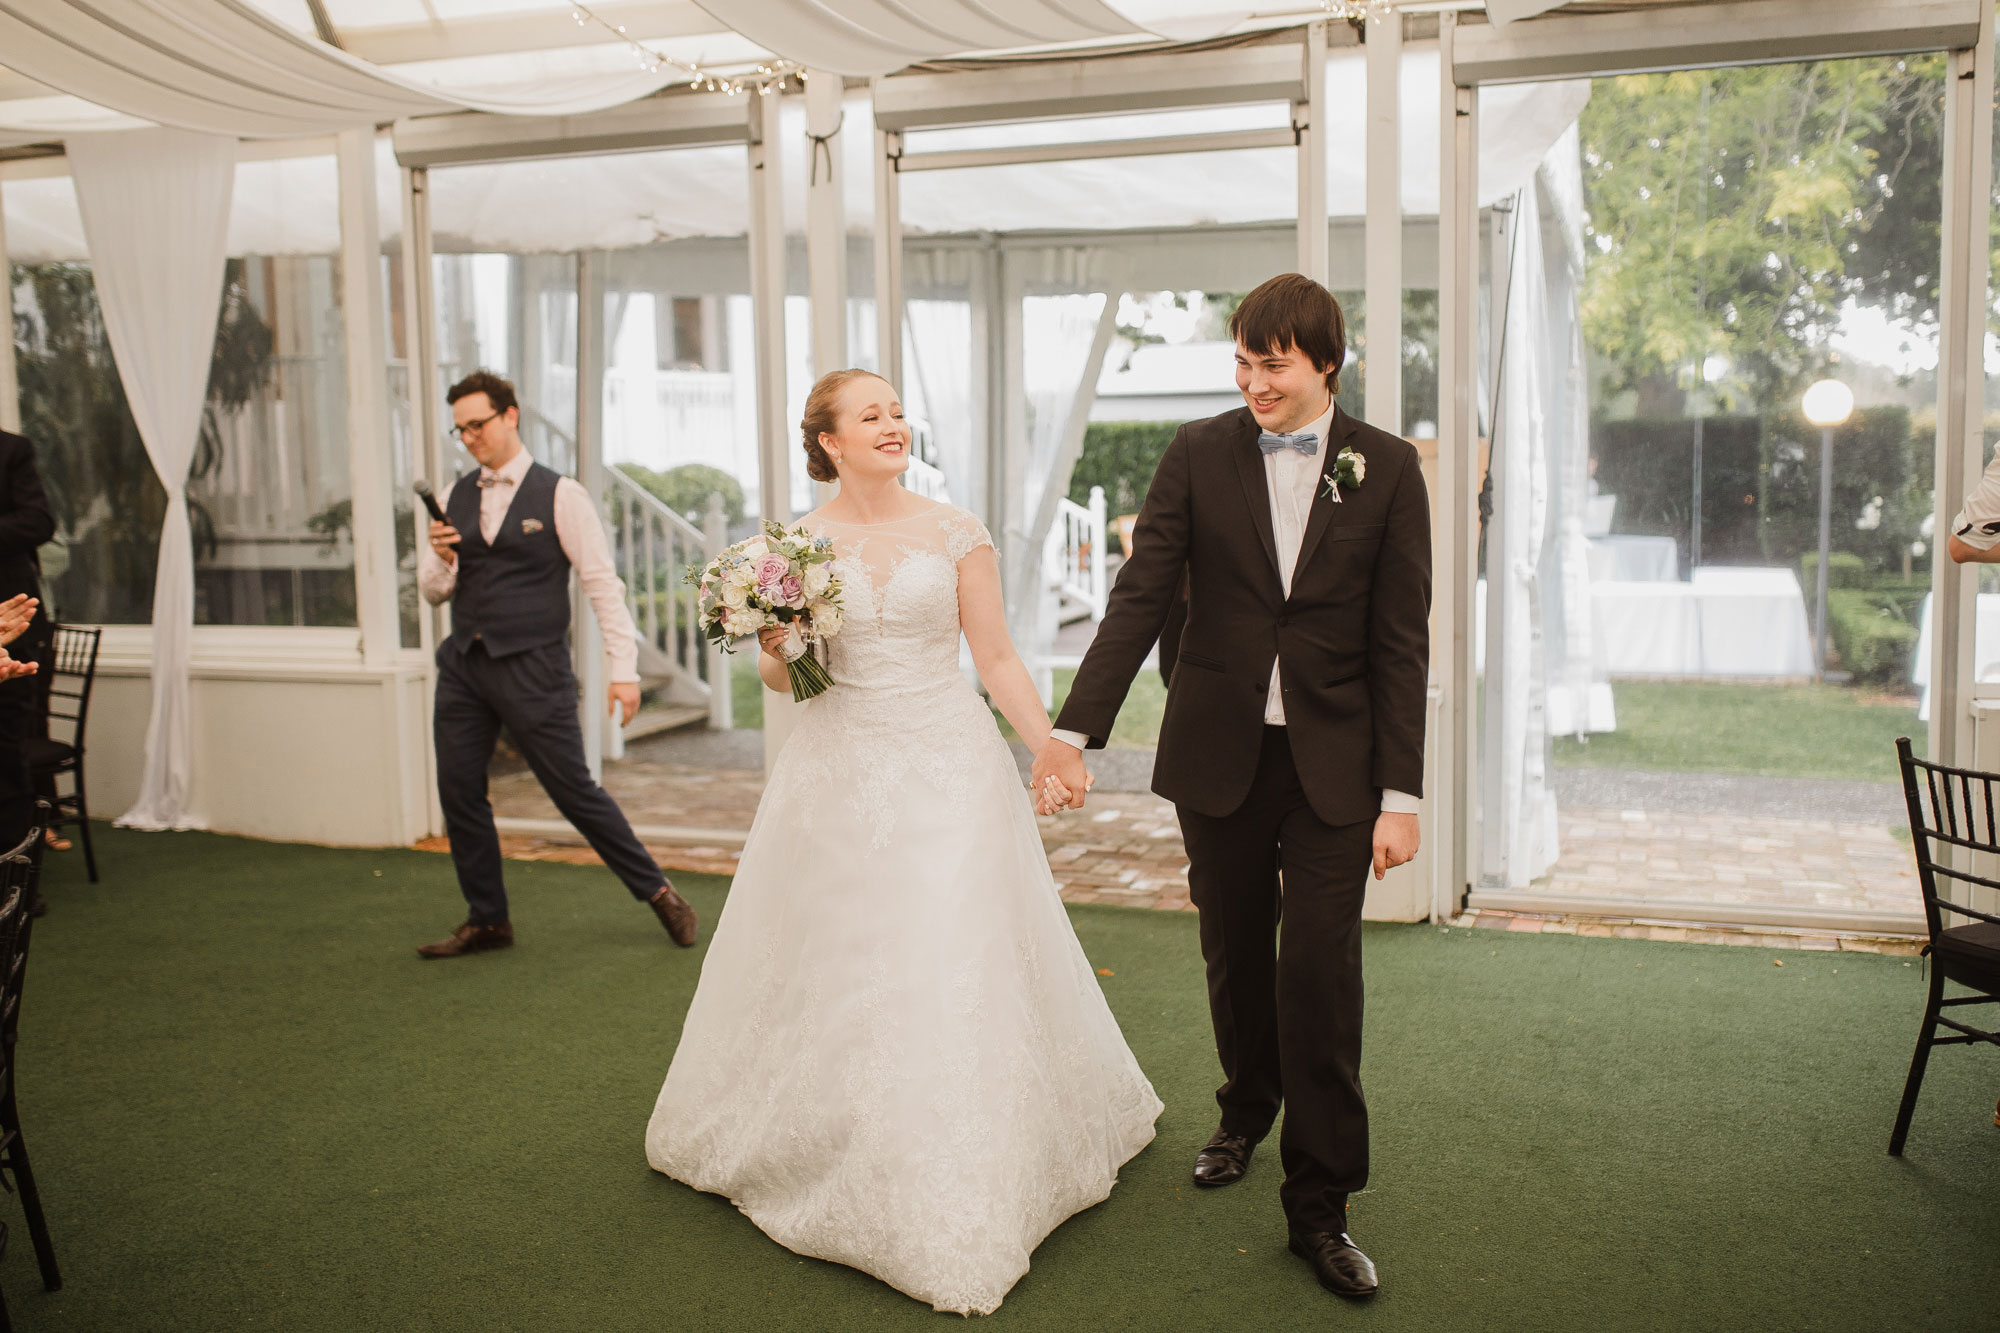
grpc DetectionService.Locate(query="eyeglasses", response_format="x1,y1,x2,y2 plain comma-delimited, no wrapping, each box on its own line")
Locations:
451,409,504,440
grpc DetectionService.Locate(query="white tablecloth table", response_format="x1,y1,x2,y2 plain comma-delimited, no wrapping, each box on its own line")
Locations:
1592,566,1815,678
1586,534,1679,583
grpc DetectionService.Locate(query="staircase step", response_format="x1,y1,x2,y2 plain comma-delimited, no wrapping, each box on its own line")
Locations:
622,701,710,742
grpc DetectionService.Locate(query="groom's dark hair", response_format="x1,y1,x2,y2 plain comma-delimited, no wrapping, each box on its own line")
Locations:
1228,274,1348,394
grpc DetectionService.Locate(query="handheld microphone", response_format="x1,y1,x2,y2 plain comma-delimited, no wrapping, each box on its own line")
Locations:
413,479,448,525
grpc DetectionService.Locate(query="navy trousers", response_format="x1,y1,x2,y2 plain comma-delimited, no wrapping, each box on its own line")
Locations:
434,639,663,926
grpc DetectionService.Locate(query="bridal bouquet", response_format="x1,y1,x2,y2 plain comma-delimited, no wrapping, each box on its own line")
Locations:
688,522,845,701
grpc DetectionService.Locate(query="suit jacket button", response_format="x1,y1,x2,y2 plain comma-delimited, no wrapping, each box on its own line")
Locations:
1254,679,1266,693
1277,616,1290,628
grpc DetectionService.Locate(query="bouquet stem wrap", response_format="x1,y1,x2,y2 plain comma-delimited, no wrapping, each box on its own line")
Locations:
782,625,834,701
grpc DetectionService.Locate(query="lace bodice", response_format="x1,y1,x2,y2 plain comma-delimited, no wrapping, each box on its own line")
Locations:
804,502,994,693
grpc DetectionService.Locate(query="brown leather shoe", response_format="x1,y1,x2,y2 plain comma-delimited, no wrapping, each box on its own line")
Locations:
417,921,514,959
649,883,698,947
1193,1126,1255,1186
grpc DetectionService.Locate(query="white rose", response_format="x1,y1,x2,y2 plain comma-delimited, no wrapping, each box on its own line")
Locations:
811,605,843,638
803,565,832,598
1348,450,1366,483
738,537,769,559
720,581,749,609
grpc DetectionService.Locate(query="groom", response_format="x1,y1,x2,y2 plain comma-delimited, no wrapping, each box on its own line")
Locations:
1034,273,1430,1298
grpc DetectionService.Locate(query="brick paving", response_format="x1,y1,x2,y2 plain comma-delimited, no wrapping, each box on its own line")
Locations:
441,747,1928,951
1542,805,1919,917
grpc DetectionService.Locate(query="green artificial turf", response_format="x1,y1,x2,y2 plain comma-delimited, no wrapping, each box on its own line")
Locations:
6,825,1996,1331
1552,681,1925,784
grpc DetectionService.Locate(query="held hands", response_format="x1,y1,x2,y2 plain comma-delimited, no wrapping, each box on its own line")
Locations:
1372,811,1419,881
428,519,461,566
1030,738,1093,814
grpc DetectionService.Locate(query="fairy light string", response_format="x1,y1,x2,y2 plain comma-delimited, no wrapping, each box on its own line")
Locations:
566,4,805,95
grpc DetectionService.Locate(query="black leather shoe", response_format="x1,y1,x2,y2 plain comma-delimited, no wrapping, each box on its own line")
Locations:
1289,1231,1378,1298
1192,1127,1254,1186
649,882,698,947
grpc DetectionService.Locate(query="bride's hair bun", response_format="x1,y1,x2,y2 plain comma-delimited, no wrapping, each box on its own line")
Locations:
800,369,890,484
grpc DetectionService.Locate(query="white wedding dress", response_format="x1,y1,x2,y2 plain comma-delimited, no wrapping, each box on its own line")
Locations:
646,502,1161,1316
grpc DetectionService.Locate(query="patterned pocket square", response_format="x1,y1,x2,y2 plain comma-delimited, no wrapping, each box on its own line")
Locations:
521,518,545,534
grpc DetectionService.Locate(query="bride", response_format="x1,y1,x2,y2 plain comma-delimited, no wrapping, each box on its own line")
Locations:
646,369,1162,1315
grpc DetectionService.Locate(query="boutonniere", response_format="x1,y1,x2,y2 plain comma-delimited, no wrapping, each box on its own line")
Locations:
521,517,545,534
1322,448,1366,504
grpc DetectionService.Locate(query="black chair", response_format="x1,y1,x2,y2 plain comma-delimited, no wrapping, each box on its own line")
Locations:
28,626,100,883
0,824,59,1315
1891,737,2000,1154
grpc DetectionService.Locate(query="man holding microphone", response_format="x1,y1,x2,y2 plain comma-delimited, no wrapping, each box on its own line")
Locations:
415,370,697,959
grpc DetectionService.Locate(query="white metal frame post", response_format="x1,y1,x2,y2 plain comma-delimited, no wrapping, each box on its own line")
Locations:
337,128,400,670
806,68,849,511
398,161,446,836
1932,14,1994,771
1364,10,1403,436
806,70,849,379
1437,13,1479,921
1296,20,1329,285
575,247,611,775
873,91,905,393
749,86,800,768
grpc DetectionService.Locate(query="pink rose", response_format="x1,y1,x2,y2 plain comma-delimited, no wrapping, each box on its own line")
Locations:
754,553,790,588
779,575,805,607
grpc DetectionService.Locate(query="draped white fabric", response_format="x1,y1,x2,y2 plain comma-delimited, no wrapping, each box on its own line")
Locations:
67,128,237,831
904,301,977,509
0,0,678,139
1008,289,1116,687
1481,167,1560,892
689,0,1142,77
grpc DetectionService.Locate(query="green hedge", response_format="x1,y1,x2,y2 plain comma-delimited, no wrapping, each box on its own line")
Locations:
1825,587,1920,687
1068,421,1179,514
1799,551,1868,590
615,462,745,527
1590,405,1925,580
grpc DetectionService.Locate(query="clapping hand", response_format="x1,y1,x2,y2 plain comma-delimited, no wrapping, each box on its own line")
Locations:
0,594,36,648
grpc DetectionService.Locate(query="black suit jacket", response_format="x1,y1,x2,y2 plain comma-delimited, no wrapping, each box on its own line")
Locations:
0,433,54,605
1055,405,1432,827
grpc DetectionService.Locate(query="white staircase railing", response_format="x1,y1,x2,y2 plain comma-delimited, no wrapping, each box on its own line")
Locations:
1048,485,1109,622
605,466,732,729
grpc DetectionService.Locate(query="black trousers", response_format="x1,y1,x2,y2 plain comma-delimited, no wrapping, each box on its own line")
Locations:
1176,725,1373,1236
434,640,664,926
0,614,51,851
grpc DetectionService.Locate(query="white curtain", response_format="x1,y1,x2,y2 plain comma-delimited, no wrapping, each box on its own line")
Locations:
68,128,236,831
1481,177,1560,891
904,300,976,509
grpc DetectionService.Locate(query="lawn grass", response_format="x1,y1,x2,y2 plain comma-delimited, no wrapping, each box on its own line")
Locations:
16,825,1998,1331
1553,681,1923,784
993,666,1169,749
748,662,1916,784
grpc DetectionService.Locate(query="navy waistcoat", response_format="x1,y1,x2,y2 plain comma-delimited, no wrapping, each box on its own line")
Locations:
444,461,571,658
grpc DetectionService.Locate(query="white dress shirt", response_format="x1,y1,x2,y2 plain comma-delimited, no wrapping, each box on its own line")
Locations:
417,448,641,683
1054,399,1418,816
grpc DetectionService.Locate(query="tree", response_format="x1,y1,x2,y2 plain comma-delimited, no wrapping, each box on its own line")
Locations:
1579,57,1943,407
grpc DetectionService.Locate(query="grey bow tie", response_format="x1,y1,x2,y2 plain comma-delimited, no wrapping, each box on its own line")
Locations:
476,472,514,488
1257,430,1319,456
